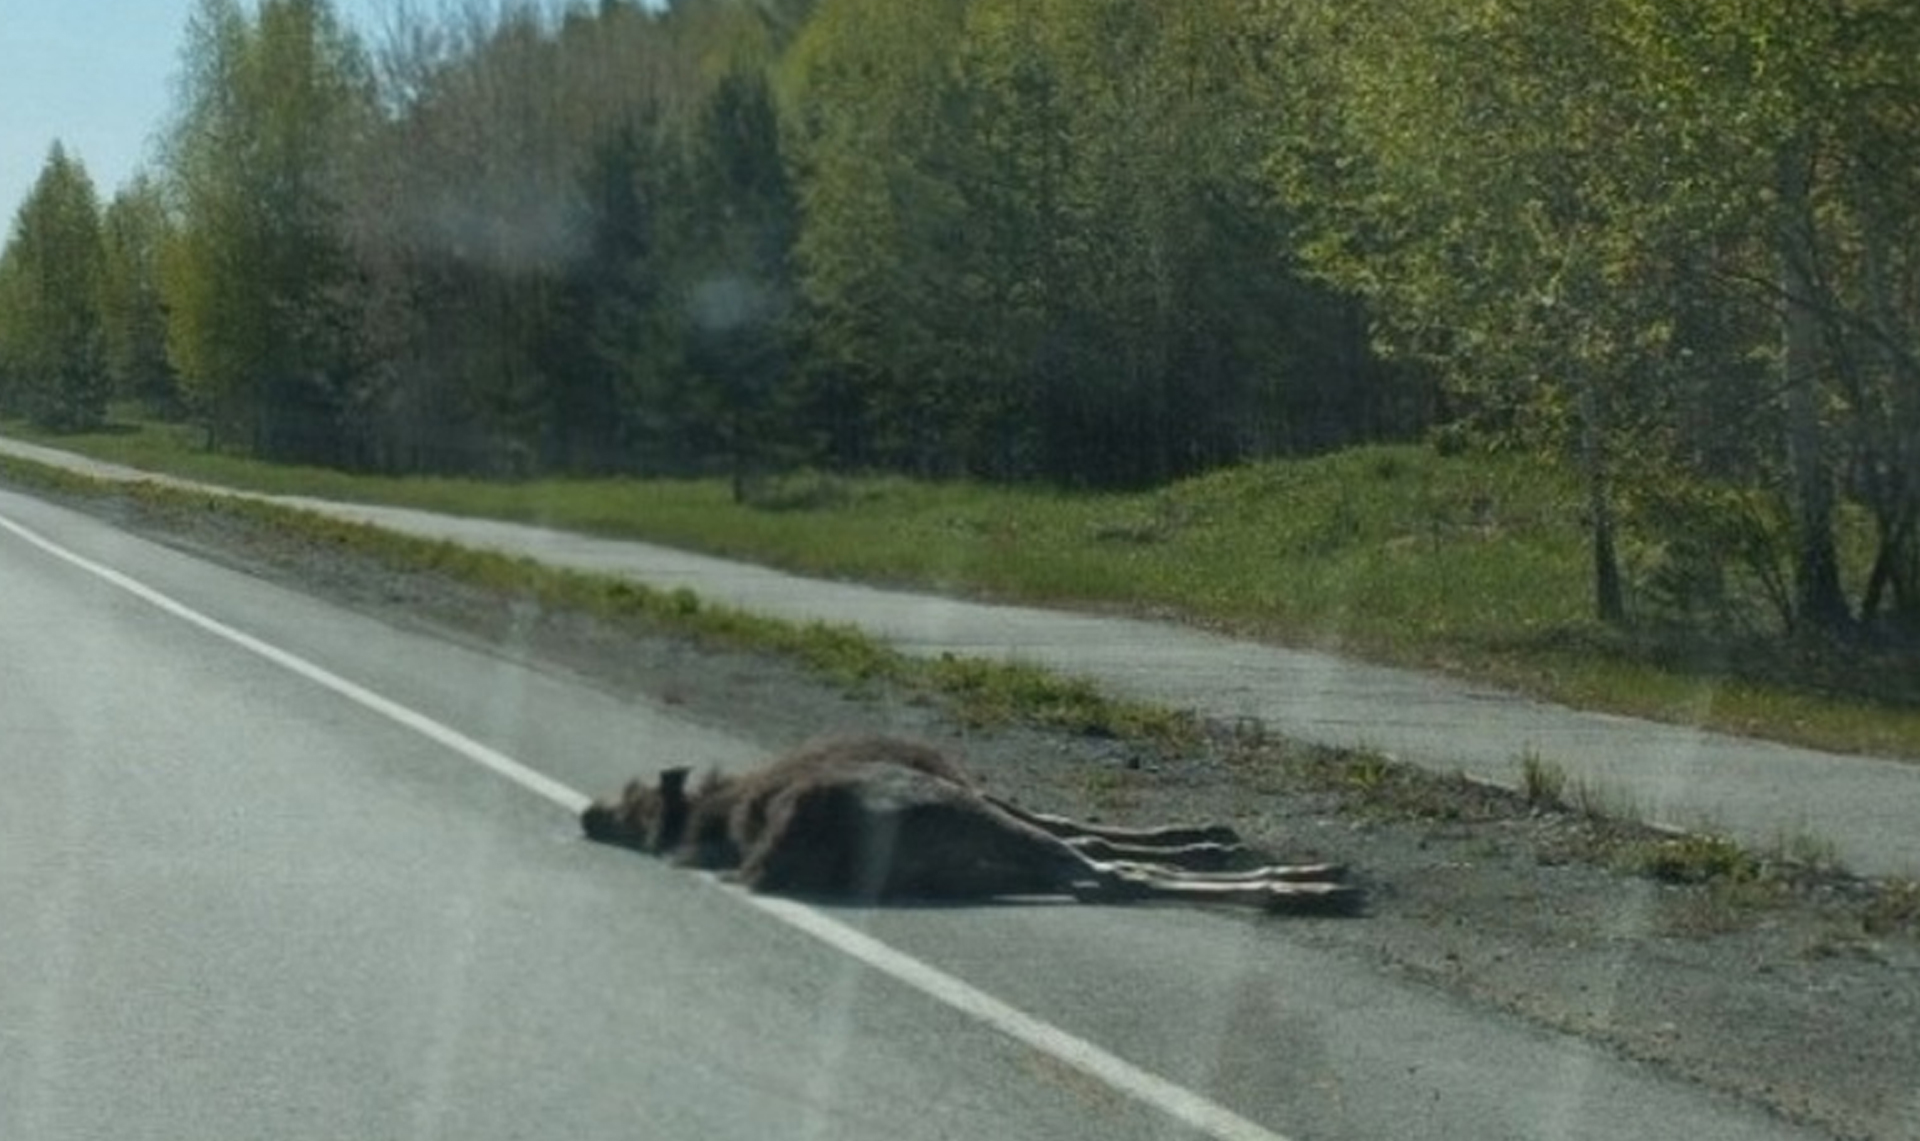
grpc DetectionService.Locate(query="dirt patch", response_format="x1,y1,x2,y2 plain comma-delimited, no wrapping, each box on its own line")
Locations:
50,485,1920,1141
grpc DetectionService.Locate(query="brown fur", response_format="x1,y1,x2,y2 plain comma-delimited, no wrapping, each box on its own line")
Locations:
582,735,1359,912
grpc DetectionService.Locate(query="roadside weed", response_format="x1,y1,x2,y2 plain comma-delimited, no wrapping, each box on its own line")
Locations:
1517,748,1568,808
1626,833,1757,884
1862,878,1920,937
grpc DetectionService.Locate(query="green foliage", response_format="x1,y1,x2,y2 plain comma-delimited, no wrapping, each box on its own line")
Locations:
1626,479,1794,632
0,144,107,431
779,0,1412,484
97,176,179,417
1265,0,1694,623
927,653,1194,745
680,67,803,498
1,0,1422,487
161,0,373,460
1262,0,1920,635
10,0,1919,666
776,0,975,472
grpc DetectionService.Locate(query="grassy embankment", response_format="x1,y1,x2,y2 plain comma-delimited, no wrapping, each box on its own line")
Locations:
5,412,1918,761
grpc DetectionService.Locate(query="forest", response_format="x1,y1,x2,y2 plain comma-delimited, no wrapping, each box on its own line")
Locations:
1,0,1916,641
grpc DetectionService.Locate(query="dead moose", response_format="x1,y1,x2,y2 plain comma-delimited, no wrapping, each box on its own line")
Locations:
581,735,1359,912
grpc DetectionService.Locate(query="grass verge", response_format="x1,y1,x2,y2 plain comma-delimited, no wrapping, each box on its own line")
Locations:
0,452,1191,749
1247,733,1916,944
6,417,1917,761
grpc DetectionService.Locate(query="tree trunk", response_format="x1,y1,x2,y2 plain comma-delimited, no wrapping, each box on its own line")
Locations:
1576,369,1626,624
1860,205,1920,635
1590,476,1625,626
1777,141,1851,633
1858,509,1906,624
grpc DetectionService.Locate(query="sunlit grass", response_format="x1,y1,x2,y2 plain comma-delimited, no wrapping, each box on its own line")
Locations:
6,412,1918,759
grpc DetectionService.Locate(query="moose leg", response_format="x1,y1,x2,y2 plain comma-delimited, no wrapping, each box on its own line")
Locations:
1064,835,1244,871
983,795,1242,848
1074,864,1363,914
1102,859,1350,884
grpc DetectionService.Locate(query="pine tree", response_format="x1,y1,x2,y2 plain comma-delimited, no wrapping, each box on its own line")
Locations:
98,175,180,416
0,143,108,431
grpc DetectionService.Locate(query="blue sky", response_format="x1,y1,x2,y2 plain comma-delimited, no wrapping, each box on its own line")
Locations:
4,2,188,216
0,1,575,224
2,1,392,220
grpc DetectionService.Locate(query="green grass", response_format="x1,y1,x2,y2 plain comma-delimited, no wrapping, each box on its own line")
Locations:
0,453,1192,749
6,412,1919,759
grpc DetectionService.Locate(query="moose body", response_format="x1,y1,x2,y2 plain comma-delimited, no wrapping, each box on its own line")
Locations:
582,735,1358,912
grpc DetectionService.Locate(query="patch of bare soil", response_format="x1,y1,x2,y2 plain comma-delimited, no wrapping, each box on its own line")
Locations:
86,491,1920,1141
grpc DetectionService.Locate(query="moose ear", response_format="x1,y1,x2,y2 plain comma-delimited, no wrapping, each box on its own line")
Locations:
658,766,693,805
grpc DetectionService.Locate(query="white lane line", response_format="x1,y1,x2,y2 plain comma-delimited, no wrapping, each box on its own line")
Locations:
0,511,591,814
2,509,1294,1141
744,892,1289,1141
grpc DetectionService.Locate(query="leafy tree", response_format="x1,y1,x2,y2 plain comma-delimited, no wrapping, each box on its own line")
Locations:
98,174,180,416
0,143,108,431
784,0,1407,485
1264,0,1773,624
986,0,1398,486
161,0,374,461
1613,0,1920,634
680,68,803,498
132,0,1419,490
1265,0,1920,636
778,0,974,474
341,0,705,473
543,123,661,474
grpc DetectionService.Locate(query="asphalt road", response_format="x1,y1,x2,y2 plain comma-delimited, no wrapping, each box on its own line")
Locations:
0,484,1837,1140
